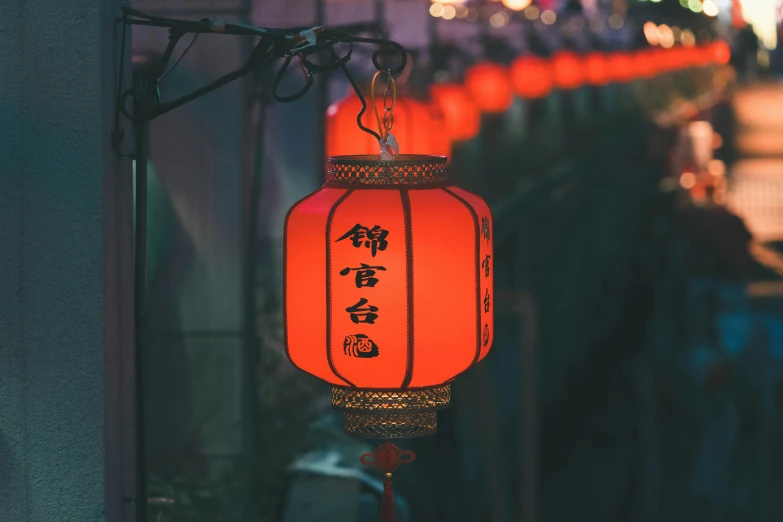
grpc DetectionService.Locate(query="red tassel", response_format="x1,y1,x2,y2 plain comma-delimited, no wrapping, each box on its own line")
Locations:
381,475,396,522
361,441,415,522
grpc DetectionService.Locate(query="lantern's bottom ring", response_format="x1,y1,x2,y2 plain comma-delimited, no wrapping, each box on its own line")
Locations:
343,411,438,439
331,385,451,412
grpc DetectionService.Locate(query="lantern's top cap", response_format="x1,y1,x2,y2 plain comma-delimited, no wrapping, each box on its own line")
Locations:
326,155,449,188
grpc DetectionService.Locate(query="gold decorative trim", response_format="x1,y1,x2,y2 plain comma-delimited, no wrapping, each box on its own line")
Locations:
326,155,449,187
331,385,451,412
344,411,438,439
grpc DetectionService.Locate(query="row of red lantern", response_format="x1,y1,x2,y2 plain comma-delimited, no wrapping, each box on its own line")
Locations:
466,42,731,114
326,42,731,157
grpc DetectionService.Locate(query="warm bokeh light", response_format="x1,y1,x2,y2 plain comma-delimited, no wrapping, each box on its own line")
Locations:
455,4,469,17
584,52,609,85
658,24,675,48
606,52,636,83
502,0,532,11
702,0,719,15
511,55,554,98
644,22,660,45
524,5,540,19
680,172,697,189
429,83,481,143
711,40,731,64
489,11,510,27
465,62,513,113
541,10,557,24
681,29,696,47
552,51,585,90
442,5,457,19
430,3,444,16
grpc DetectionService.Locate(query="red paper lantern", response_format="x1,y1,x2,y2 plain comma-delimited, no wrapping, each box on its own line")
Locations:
552,51,585,90
711,40,731,65
632,49,657,79
583,52,609,86
465,62,513,113
510,55,554,99
429,83,481,143
285,154,494,438
326,90,451,159
606,52,636,83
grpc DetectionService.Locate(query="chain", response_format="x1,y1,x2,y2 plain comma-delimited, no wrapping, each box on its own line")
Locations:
370,69,397,141
382,71,395,138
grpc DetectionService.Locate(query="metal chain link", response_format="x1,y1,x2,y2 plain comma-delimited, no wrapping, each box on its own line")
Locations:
382,70,395,137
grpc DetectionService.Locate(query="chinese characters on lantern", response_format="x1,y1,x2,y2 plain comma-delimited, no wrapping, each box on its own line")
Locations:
336,224,389,257
482,216,490,347
337,223,389,359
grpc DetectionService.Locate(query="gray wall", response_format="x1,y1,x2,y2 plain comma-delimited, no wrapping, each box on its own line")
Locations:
0,1,135,521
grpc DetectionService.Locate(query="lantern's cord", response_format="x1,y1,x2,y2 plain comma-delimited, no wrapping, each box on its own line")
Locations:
117,6,406,143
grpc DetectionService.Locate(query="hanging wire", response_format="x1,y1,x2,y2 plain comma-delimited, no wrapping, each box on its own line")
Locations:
117,6,407,138
157,33,199,82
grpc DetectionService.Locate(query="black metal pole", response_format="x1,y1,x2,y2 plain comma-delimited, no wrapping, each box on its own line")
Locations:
316,0,328,173
133,114,149,522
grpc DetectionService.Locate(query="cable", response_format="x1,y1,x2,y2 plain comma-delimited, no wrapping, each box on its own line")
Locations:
157,33,199,81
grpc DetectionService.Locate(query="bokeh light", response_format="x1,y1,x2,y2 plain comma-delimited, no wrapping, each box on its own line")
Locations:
502,0,532,11
490,11,511,27
541,10,557,24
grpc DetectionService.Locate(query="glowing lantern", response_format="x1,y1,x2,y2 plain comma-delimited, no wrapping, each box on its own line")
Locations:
583,52,609,86
465,62,513,113
510,55,553,99
606,52,636,83
632,49,657,79
429,83,481,143
551,51,585,90
285,155,494,439
711,41,731,65
326,90,451,159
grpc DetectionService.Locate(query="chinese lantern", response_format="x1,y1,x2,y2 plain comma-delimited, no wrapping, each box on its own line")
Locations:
583,52,609,86
632,49,657,79
510,55,553,99
285,154,494,440
465,61,513,113
606,51,636,83
711,41,731,65
429,83,481,143
326,90,451,159
551,51,585,90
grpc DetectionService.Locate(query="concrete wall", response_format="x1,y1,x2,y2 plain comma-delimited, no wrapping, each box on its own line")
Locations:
0,1,135,521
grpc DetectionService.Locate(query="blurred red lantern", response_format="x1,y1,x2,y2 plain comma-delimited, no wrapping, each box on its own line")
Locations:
326,90,451,159
429,83,481,143
285,155,494,439
606,52,636,83
552,51,585,90
656,48,676,72
711,41,731,65
632,49,657,79
510,55,554,98
465,62,513,113
583,52,609,86
677,46,695,69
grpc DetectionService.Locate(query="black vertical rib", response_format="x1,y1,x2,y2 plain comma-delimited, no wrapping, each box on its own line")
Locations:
326,189,356,387
400,190,415,388
442,187,482,367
